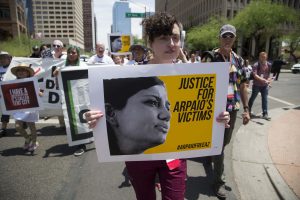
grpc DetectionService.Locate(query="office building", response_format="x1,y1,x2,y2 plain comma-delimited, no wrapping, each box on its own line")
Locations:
31,0,84,49
0,0,27,40
82,0,95,52
112,0,131,34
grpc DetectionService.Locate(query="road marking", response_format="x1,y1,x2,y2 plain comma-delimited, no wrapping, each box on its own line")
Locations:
268,95,295,106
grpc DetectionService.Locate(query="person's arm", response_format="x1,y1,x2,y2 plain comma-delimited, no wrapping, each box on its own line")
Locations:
240,82,250,125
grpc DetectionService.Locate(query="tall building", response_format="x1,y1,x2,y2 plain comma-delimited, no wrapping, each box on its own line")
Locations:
112,0,131,34
0,0,28,40
82,0,95,52
156,0,299,29
156,0,250,29
156,0,299,58
31,0,84,49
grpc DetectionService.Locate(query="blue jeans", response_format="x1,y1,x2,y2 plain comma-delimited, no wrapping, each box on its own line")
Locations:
248,85,269,115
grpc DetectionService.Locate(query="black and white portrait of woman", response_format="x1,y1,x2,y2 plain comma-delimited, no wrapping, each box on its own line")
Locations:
103,77,171,155
110,36,123,53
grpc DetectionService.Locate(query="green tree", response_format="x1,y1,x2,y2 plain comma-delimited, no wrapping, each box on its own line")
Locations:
0,34,41,57
231,0,298,56
132,35,145,46
186,17,226,52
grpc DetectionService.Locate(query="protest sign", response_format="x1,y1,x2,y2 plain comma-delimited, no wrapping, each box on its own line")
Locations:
0,77,43,114
108,33,132,55
88,62,229,162
59,67,93,146
3,57,65,117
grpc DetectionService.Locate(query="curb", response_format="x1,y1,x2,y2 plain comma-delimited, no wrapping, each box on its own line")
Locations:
232,106,299,200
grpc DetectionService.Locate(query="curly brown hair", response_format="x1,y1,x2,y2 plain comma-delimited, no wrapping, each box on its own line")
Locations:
142,12,181,45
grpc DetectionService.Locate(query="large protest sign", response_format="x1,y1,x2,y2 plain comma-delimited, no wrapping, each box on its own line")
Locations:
59,67,93,146
108,33,132,55
3,57,65,117
0,77,43,114
88,62,229,162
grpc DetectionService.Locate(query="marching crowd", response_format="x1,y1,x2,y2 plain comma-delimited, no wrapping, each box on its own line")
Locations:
0,11,286,199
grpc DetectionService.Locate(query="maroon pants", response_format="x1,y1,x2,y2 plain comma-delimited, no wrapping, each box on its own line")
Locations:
125,160,186,200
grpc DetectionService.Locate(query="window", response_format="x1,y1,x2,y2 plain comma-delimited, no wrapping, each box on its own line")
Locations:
0,7,10,19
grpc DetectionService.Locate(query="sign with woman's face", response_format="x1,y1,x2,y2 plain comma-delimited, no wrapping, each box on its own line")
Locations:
89,62,229,162
108,34,132,55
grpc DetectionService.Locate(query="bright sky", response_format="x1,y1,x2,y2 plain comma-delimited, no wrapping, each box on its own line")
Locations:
93,0,155,48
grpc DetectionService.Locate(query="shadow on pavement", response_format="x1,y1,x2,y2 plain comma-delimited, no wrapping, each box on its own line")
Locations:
43,144,76,158
185,157,216,200
0,147,36,157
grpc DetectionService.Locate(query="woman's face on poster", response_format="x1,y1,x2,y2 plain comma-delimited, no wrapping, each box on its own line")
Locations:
112,37,122,52
114,85,171,151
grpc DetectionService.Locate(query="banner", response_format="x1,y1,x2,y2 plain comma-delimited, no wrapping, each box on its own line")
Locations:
88,62,229,162
0,77,43,114
59,67,93,146
108,33,132,55
3,57,65,117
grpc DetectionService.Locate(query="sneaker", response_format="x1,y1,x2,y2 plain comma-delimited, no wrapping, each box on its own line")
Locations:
28,142,39,151
262,114,271,121
213,184,227,199
74,148,85,156
0,129,7,137
23,142,30,150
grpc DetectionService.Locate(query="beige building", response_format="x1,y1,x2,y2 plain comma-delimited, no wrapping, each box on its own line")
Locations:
0,0,27,40
156,0,250,29
32,0,84,49
156,0,299,58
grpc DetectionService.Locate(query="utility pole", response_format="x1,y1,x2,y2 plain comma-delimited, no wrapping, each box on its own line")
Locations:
164,0,168,12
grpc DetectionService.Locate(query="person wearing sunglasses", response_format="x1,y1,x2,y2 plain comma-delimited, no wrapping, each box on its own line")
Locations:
201,24,250,199
52,40,67,59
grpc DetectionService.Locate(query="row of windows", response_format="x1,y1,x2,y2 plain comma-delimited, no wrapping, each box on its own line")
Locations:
34,6,72,10
34,2,72,5
35,20,74,24
44,30,74,33
34,11,73,14
43,34,75,38
36,16,73,19
36,25,74,28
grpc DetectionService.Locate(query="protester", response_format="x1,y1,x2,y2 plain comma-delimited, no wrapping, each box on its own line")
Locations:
11,63,42,151
30,45,41,58
189,53,199,63
248,52,272,120
52,40,67,59
85,12,230,200
126,44,148,65
87,43,114,65
271,57,287,81
53,46,80,75
112,55,123,65
202,24,250,198
40,44,52,58
0,51,12,137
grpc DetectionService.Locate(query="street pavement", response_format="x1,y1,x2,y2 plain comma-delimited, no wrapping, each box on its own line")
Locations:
0,71,299,200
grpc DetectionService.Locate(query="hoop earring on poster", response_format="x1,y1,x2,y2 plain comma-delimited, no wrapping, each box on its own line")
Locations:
105,104,119,127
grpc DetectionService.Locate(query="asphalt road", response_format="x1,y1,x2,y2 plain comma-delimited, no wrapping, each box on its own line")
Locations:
0,72,299,200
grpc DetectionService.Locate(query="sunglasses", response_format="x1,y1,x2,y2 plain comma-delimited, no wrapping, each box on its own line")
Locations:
221,34,235,39
52,44,61,48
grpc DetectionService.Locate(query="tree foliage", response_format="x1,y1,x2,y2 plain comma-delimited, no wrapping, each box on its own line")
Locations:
0,34,41,57
231,0,298,39
186,17,227,52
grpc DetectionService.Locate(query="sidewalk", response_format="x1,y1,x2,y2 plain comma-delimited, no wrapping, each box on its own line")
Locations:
232,106,300,200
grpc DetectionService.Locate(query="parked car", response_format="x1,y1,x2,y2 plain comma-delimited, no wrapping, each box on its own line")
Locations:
291,62,300,74
80,55,90,62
